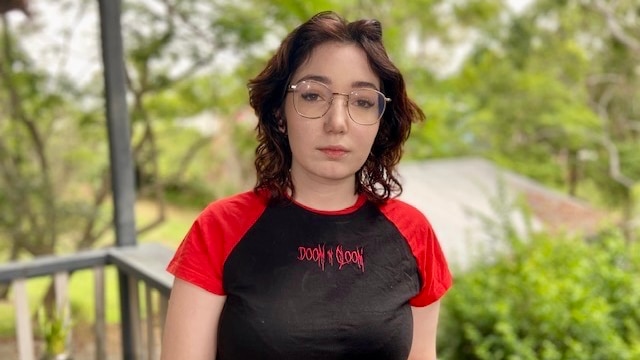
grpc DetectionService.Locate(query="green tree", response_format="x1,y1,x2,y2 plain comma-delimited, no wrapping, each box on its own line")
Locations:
431,0,639,240
0,6,111,259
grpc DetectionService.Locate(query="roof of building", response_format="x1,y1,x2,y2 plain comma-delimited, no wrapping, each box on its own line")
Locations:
398,157,606,271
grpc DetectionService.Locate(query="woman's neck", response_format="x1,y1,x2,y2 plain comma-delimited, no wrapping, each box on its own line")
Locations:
290,176,359,211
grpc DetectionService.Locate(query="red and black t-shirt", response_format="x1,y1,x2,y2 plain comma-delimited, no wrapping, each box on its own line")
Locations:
167,190,451,360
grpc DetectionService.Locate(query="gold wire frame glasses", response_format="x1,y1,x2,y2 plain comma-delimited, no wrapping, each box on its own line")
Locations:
287,80,390,125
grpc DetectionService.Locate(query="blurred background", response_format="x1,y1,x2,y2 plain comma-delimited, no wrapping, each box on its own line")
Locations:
0,0,639,359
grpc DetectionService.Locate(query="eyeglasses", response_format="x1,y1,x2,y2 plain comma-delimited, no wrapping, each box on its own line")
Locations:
287,80,390,125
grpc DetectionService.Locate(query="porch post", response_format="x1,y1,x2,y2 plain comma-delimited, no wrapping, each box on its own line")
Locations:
97,0,137,359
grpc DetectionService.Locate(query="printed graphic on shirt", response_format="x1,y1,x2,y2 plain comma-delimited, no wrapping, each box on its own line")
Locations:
296,244,365,272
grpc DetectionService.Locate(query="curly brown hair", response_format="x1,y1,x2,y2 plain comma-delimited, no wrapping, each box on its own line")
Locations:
249,11,425,204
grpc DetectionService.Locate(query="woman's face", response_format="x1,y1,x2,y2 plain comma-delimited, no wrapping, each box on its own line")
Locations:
284,41,381,190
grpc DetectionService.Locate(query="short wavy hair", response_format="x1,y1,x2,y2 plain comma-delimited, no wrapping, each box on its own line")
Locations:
249,11,425,204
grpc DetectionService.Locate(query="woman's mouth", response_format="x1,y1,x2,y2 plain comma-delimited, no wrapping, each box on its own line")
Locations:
318,146,348,159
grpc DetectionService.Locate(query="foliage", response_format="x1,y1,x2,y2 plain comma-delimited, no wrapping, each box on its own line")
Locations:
437,0,639,236
0,10,111,261
39,306,71,357
438,229,640,359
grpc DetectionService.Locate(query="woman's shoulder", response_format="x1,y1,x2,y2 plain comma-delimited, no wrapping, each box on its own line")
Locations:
378,197,429,224
198,190,268,224
377,197,436,244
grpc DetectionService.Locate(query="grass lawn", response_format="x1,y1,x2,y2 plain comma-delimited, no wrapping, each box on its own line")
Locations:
0,200,202,337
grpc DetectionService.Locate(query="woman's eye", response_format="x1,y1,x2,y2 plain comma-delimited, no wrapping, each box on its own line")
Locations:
301,92,322,102
354,99,374,108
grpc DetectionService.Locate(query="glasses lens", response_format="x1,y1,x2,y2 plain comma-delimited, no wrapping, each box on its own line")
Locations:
348,89,385,125
292,81,331,118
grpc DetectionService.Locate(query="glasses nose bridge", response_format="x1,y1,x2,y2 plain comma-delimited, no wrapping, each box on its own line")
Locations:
328,91,350,108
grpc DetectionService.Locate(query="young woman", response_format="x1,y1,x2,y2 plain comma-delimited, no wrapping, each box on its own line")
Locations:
161,11,452,360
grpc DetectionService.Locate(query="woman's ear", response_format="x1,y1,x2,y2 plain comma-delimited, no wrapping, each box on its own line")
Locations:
275,110,287,134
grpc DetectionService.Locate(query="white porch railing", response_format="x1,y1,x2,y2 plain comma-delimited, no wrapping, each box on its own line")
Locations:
0,243,173,360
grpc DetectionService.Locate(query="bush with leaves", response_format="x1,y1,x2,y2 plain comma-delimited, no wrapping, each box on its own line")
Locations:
438,229,640,360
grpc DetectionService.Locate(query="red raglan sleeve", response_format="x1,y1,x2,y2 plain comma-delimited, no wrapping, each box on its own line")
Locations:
407,215,452,306
166,191,267,295
381,200,452,307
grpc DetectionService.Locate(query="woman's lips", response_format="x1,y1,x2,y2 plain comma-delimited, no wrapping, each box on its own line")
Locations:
318,146,348,159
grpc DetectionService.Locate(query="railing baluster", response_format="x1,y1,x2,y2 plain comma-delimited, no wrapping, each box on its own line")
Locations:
145,284,156,360
128,276,143,359
53,271,71,353
159,294,168,338
158,291,168,356
94,266,107,360
13,278,35,360
53,271,69,313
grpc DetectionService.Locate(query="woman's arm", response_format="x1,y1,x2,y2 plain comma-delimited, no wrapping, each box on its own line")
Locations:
408,300,442,360
161,278,226,360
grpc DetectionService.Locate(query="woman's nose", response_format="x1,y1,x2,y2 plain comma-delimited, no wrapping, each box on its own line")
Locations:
324,95,350,133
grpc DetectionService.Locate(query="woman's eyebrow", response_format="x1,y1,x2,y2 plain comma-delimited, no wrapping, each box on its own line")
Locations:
351,80,378,90
296,74,331,84
294,75,380,90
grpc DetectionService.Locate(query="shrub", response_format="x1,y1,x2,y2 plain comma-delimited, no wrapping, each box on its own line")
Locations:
438,229,640,360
